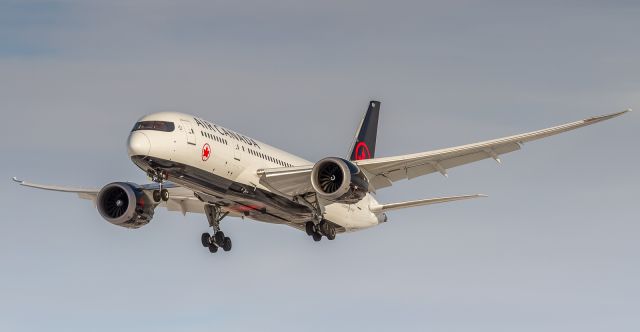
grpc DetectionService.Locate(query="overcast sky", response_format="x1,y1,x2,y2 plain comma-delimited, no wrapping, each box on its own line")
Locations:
1,1,639,331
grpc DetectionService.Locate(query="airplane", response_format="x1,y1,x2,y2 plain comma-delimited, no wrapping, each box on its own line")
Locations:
13,101,630,254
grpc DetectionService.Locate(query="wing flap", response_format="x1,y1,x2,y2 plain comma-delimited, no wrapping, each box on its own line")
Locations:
257,165,314,197
163,195,205,215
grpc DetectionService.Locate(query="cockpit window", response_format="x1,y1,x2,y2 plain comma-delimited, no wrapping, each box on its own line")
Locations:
132,121,175,132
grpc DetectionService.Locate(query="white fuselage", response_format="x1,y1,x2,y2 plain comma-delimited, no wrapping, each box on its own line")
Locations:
127,112,382,232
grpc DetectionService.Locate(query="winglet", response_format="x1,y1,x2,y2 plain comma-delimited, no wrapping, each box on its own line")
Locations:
584,109,631,123
12,177,22,184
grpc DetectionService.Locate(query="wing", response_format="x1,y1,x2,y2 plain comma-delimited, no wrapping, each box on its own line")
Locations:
371,194,487,213
12,178,205,215
258,110,630,194
356,110,630,189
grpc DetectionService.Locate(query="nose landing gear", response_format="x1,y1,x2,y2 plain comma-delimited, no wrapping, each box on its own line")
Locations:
201,204,232,253
148,169,169,203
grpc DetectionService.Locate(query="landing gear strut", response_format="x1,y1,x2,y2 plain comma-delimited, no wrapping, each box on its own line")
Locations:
305,220,336,241
201,204,232,253
149,169,169,203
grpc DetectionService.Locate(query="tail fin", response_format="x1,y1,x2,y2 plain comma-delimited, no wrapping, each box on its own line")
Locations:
348,100,380,161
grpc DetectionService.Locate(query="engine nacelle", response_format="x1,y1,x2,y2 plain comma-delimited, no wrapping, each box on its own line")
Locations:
311,157,369,204
96,182,155,229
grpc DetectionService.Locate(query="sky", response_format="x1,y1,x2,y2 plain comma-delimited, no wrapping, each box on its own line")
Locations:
0,1,639,331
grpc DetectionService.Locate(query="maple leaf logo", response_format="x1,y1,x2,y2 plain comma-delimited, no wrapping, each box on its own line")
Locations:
202,143,211,161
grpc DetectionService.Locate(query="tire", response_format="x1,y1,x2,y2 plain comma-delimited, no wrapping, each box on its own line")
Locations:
161,189,169,201
326,227,336,241
201,233,211,247
222,237,232,252
152,190,161,203
305,222,315,236
312,232,322,242
208,244,218,253
320,222,330,235
214,231,225,244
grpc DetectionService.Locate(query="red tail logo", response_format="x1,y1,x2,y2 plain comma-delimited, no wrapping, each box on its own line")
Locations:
354,142,371,160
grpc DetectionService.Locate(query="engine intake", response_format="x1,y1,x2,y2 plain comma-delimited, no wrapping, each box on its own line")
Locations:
311,157,369,204
97,182,155,229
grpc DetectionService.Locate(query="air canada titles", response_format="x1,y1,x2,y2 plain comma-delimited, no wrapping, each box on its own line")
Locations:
193,117,261,149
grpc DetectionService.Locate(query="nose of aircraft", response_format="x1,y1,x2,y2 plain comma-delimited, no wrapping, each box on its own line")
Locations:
128,132,151,157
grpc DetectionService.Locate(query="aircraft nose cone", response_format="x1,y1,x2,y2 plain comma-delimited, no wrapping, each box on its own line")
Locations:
128,132,150,157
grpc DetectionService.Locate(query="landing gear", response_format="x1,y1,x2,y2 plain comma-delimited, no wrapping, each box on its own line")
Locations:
305,220,337,242
201,233,211,247
214,231,225,244
305,221,315,236
222,237,232,251
312,232,322,242
153,190,162,202
149,169,169,203
325,225,336,240
201,204,232,254
152,188,169,202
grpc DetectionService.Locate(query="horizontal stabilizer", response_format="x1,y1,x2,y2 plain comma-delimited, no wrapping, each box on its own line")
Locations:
370,194,487,213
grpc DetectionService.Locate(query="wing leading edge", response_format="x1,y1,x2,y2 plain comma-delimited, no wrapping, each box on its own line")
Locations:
370,194,487,213
356,109,631,189
258,109,630,194
12,177,203,215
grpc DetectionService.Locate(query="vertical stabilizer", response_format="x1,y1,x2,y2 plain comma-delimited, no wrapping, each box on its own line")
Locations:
348,101,380,161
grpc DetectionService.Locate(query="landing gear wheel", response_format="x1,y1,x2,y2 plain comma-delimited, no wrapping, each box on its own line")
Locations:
312,232,322,242
208,244,218,253
214,231,225,244
160,189,169,201
201,233,211,247
204,204,232,253
305,222,315,236
152,190,161,203
320,222,330,235
222,237,232,252
326,227,336,240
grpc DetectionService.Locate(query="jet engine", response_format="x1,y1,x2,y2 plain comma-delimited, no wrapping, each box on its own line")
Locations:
96,182,155,229
310,157,369,204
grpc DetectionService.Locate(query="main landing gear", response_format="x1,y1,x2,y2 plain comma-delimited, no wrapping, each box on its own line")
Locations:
201,204,232,253
148,169,169,203
305,220,336,242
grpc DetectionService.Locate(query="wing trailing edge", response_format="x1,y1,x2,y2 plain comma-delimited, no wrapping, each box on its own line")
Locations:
370,194,487,213
12,177,99,194
356,108,631,190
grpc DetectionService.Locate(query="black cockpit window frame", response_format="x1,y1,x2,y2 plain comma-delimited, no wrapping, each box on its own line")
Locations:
132,121,175,132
